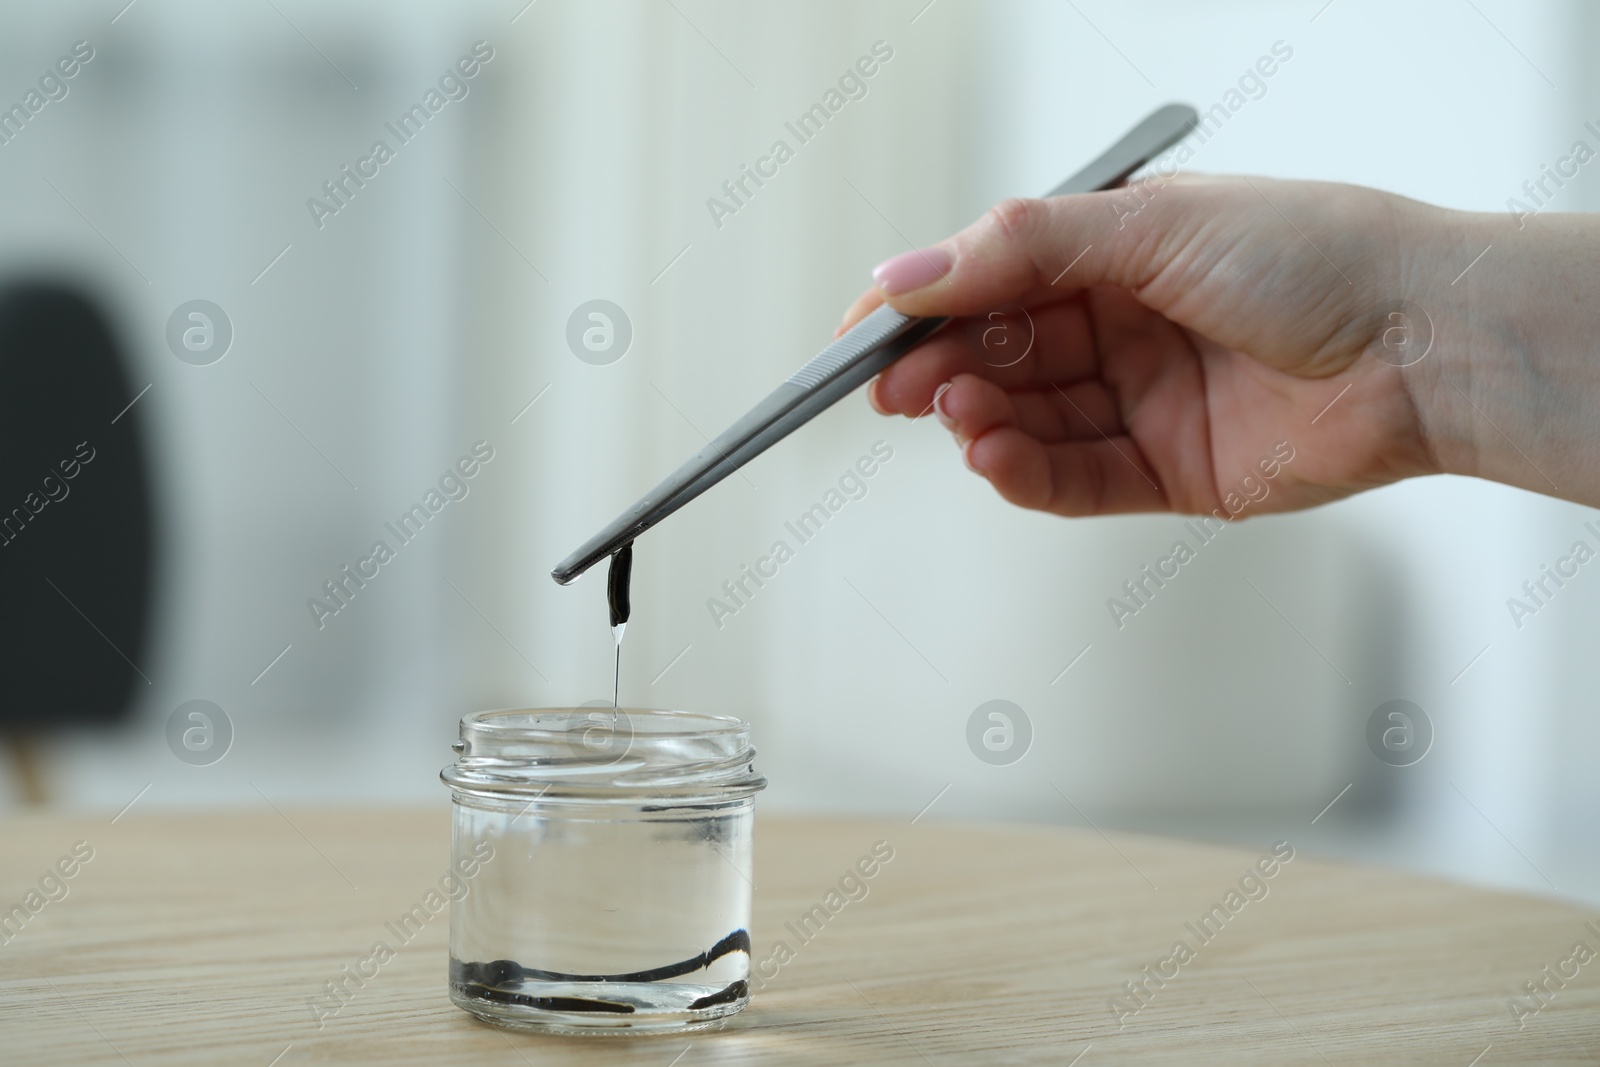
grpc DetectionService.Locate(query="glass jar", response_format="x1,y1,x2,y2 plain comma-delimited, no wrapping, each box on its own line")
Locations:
440,707,767,1034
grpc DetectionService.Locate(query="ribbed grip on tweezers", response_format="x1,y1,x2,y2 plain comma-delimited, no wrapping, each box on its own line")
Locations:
786,304,917,389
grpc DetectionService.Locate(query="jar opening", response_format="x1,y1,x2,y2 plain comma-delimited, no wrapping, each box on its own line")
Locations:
440,707,766,798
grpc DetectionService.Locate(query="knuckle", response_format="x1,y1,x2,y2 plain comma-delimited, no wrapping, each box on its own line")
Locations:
984,197,1043,245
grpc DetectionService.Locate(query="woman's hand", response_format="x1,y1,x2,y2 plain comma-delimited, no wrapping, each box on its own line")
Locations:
839,174,1583,517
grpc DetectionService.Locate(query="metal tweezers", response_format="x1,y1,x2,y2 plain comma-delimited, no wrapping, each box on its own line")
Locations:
552,103,1198,585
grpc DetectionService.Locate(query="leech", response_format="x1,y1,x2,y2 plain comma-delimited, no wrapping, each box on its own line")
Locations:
472,990,636,1014
687,980,748,1010
606,541,633,712
460,981,748,1015
453,928,750,988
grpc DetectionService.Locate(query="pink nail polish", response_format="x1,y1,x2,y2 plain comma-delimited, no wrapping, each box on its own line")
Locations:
932,382,957,431
872,246,952,296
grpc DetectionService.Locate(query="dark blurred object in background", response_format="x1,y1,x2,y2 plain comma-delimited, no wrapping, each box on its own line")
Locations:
0,282,153,801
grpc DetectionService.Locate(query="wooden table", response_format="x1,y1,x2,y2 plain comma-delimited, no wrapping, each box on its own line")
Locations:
2,810,1597,1065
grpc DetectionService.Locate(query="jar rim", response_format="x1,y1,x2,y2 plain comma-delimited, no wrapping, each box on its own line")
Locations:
442,706,766,799
461,706,749,739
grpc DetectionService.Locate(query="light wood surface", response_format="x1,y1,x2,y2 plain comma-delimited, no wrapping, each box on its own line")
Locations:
2,810,1597,1064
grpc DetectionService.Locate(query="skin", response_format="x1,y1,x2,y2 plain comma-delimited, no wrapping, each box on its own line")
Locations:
839,174,1600,518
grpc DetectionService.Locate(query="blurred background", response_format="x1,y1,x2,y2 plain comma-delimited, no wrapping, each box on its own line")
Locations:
2,0,1597,906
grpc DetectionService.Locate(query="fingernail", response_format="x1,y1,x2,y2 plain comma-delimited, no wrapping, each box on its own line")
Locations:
872,246,952,296
961,439,980,473
867,378,888,415
932,382,957,431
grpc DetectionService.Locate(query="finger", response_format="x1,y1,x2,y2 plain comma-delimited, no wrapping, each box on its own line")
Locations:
932,374,1016,443
836,286,886,337
964,427,1168,516
934,374,1125,445
1027,380,1126,441
868,191,1189,320
873,296,1104,415
1081,286,1217,506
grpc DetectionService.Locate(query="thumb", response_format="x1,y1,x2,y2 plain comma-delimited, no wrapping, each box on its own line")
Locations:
869,186,1196,319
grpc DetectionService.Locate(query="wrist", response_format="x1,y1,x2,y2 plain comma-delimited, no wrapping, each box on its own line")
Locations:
1400,205,1591,501
1396,205,1497,483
